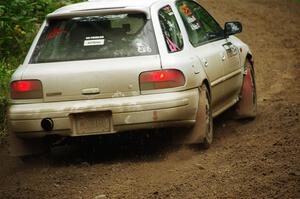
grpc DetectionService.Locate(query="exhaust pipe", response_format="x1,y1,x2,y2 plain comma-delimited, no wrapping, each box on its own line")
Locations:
41,118,54,131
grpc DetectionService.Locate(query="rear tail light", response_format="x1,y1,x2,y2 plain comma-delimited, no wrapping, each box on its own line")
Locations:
139,69,185,90
10,80,43,99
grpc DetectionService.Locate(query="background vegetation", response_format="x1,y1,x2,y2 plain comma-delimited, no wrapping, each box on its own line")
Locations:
0,0,82,137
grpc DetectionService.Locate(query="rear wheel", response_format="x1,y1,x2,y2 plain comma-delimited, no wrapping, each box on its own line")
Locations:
235,59,257,119
186,84,213,149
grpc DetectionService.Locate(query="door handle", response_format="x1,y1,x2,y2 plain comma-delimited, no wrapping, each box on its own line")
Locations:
223,42,233,51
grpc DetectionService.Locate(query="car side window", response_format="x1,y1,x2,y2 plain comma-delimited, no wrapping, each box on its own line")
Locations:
176,0,224,47
158,5,184,53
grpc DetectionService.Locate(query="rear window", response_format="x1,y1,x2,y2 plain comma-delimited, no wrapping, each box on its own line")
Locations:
30,13,158,63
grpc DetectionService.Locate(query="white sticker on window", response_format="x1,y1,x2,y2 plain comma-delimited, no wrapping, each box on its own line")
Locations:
84,36,105,46
137,43,146,53
146,47,152,53
137,43,152,53
186,16,196,23
191,23,201,30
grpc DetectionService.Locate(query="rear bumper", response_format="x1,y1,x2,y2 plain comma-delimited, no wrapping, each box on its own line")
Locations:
8,88,199,137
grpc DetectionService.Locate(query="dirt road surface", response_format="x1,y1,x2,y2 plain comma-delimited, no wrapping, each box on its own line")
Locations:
0,0,299,198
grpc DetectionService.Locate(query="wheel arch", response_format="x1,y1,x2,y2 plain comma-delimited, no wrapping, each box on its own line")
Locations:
202,79,211,98
246,53,254,66
245,52,255,75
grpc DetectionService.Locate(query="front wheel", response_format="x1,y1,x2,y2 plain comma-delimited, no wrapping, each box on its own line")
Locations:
235,59,257,119
186,84,213,149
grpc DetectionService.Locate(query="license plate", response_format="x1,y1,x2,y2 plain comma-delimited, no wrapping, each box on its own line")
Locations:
70,111,113,135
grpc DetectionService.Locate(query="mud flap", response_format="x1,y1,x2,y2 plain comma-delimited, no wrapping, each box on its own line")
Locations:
235,67,256,118
8,129,48,157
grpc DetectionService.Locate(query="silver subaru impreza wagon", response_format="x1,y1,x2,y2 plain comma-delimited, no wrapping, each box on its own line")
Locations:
8,0,257,156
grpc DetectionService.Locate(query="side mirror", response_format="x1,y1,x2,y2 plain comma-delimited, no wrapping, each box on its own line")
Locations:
224,21,242,37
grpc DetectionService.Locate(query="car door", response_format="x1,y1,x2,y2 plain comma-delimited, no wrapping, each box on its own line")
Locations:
175,0,228,113
221,40,243,105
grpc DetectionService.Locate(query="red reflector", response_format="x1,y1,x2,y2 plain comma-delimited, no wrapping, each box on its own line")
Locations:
139,69,185,90
11,80,43,99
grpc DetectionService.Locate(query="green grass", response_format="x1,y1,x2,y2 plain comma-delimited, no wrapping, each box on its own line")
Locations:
0,61,14,138
0,97,8,138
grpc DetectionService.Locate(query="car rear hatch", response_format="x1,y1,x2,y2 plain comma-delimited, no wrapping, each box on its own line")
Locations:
22,12,161,102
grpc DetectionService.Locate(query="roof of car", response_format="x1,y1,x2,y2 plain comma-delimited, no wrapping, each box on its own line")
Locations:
88,0,161,7
53,0,163,14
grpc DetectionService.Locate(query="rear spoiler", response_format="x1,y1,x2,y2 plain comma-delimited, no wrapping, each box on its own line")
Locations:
47,7,151,20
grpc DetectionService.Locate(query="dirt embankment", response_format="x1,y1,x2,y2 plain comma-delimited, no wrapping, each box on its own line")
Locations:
0,0,299,198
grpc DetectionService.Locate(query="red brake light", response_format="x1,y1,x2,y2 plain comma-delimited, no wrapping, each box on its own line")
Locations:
139,69,185,90
11,80,43,99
